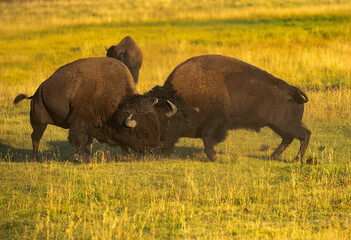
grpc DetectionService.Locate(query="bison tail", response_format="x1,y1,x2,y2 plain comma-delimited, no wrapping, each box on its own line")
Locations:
289,86,308,104
13,94,32,104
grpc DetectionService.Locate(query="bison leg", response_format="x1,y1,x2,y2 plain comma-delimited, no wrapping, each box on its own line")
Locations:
293,127,311,162
270,136,294,160
31,123,47,161
201,118,228,161
202,136,217,161
269,124,311,162
68,126,92,162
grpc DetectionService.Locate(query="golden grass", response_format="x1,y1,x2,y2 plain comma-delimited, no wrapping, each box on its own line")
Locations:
1,0,351,239
1,0,351,35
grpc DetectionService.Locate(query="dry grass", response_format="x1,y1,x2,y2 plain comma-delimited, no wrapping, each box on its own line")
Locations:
1,0,351,239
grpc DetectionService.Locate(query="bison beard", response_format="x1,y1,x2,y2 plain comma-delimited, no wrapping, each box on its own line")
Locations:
145,55,311,162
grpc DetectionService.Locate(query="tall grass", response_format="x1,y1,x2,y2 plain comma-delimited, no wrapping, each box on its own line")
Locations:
1,159,351,239
1,0,351,239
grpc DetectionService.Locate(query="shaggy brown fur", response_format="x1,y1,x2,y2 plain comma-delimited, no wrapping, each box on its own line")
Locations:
106,36,142,84
146,55,311,162
14,57,160,161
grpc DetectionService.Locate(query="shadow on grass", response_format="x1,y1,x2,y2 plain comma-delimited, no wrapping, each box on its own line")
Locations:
170,146,205,160
0,142,32,162
0,141,127,163
0,141,256,163
162,146,240,162
247,154,292,163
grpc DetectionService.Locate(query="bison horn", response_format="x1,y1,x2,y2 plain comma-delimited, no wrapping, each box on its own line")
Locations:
166,100,177,117
104,45,108,51
153,98,159,105
124,114,137,128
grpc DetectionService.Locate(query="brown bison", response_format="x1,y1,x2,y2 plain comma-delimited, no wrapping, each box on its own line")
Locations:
145,55,311,162
14,57,160,161
105,36,142,85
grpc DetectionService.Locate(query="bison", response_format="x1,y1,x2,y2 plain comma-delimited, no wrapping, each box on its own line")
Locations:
14,57,160,161
145,55,311,162
105,36,142,85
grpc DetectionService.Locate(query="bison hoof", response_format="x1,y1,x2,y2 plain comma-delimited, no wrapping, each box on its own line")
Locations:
292,156,301,163
269,154,279,161
208,156,217,162
205,151,217,162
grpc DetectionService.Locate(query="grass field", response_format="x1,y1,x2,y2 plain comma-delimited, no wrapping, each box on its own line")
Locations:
1,0,351,239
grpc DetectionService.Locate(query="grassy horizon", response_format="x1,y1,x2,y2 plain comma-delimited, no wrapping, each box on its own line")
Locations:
1,0,351,239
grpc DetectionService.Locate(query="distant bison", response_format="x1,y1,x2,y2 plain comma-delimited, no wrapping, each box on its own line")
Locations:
146,55,311,162
14,57,160,161
105,36,142,85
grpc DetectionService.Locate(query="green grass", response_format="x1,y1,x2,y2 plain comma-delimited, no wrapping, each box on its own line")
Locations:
1,0,351,239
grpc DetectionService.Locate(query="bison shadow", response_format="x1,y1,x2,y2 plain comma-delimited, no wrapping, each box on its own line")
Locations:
164,146,241,162
247,154,293,163
0,141,76,162
169,146,205,160
0,141,137,162
0,142,32,162
0,140,199,163
0,141,285,163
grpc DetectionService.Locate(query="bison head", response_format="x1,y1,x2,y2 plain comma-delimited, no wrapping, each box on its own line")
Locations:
109,95,160,153
143,86,188,152
105,36,142,85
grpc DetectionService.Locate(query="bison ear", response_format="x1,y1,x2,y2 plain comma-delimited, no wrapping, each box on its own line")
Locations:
124,114,137,128
119,50,129,62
